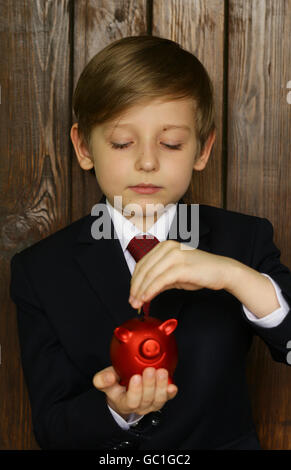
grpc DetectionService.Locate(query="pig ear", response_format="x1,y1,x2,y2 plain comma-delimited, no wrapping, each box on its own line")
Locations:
158,318,177,336
114,326,133,343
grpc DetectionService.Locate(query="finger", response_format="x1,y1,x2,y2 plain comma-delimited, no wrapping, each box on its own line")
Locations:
131,240,165,278
131,240,177,282
152,368,169,410
139,367,156,410
131,259,167,307
130,245,180,304
124,374,143,411
92,366,119,390
138,263,185,305
167,384,178,399
130,241,177,295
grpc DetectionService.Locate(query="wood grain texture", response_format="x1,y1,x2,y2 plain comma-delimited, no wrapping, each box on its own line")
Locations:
71,0,148,221
0,0,72,449
152,0,225,207
227,0,291,449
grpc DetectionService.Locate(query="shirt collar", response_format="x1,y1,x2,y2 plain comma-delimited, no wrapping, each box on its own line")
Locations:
105,197,177,253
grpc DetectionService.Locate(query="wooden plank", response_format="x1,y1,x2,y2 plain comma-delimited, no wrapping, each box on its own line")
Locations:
228,0,291,449
71,0,148,221
0,0,72,449
152,0,225,207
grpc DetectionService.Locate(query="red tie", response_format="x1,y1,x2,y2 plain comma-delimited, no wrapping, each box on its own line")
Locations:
126,235,160,316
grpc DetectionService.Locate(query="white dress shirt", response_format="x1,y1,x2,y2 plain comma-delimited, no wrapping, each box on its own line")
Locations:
104,197,289,430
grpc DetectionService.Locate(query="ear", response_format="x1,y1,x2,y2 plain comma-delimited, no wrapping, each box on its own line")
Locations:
114,326,133,343
70,123,94,170
193,129,216,171
158,319,178,336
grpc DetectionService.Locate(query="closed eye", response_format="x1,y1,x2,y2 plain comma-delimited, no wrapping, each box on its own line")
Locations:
110,142,183,150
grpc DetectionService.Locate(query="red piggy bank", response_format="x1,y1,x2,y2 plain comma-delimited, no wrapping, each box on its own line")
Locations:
110,316,178,390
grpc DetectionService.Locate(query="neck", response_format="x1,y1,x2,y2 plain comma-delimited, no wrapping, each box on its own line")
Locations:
124,213,159,232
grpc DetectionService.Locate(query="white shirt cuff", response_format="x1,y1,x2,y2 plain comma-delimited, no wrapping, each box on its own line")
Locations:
242,273,290,328
107,404,144,430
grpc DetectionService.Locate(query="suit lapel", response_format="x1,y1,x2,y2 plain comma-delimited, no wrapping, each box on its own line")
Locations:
73,196,136,326
73,195,211,326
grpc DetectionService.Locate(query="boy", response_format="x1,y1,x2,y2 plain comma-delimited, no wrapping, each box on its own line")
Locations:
10,35,291,450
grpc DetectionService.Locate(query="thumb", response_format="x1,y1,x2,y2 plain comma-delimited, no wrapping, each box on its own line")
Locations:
93,366,118,390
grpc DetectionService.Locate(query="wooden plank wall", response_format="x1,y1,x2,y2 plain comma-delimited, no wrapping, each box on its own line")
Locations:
1,0,290,450
0,0,72,449
228,0,291,449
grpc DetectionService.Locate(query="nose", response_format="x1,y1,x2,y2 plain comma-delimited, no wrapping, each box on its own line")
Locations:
135,142,159,171
140,339,161,359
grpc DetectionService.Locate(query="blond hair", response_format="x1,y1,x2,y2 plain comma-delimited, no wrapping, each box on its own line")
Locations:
72,35,216,191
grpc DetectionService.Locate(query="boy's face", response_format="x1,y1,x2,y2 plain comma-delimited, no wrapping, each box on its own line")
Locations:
71,97,215,230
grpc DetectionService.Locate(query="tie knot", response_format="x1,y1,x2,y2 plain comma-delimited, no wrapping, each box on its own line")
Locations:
126,235,160,262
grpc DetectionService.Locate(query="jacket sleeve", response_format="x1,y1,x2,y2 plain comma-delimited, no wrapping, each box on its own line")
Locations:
240,217,291,365
9,253,155,450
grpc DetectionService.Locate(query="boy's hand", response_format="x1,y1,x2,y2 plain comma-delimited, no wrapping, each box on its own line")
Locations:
129,240,237,309
93,365,178,420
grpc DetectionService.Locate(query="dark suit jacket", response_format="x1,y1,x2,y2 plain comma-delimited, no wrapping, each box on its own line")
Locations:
9,194,291,450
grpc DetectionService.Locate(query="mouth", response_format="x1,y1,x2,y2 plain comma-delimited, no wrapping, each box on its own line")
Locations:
129,184,162,194
134,351,166,365
130,183,162,188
